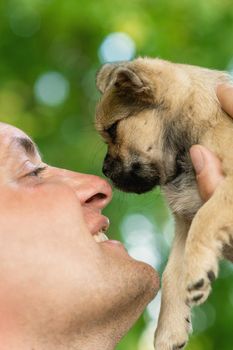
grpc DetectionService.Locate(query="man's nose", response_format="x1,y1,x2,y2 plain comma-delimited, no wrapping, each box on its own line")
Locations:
75,173,112,209
48,167,112,210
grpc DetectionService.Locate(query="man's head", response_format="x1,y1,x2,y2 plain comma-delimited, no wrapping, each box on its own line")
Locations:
0,122,159,350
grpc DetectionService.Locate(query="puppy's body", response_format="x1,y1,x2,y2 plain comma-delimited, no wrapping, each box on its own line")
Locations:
95,58,233,349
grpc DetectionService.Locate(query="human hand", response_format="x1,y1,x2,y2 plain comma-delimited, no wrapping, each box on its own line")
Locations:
190,145,224,201
190,83,233,201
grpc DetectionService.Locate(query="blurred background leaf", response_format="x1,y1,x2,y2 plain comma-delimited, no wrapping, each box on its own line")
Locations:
1,0,233,349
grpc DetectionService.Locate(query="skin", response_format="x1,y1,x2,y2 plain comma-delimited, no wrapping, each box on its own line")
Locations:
190,83,233,199
0,122,159,350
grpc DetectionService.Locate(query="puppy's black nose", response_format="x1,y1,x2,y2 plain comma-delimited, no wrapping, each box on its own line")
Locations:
131,162,142,173
102,164,110,177
102,153,113,177
102,154,123,178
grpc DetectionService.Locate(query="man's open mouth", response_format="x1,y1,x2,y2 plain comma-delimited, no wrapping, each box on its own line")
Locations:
93,230,109,242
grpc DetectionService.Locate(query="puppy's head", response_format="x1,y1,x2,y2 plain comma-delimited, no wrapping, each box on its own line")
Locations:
95,58,226,194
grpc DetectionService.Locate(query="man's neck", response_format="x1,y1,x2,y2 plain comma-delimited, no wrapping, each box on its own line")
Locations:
1,329,117,350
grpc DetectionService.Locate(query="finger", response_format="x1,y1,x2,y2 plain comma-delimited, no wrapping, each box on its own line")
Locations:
217,83,233,118
190,145,224,201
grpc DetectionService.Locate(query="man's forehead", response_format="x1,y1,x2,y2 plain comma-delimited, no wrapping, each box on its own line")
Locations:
0,122,29,139
0,122,39,157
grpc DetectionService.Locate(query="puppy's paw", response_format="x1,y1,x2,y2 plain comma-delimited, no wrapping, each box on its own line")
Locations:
184,251,218,306
154,316,191,350
154,332,188,350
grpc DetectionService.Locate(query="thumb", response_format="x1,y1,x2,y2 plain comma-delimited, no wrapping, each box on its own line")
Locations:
190,145,224,201
217,83,233,118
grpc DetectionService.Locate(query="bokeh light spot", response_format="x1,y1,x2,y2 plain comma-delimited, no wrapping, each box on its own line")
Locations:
98,32,136,63
120,214,162,268
146,290,161,323
138,292,162,350
138,320,158,350
192,302,216,334
9,9,41,38
34,72,70,107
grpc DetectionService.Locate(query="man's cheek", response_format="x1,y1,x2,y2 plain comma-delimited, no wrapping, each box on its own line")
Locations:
0,281,26,345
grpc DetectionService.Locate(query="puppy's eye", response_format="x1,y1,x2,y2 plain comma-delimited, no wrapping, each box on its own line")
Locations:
105,122,118,143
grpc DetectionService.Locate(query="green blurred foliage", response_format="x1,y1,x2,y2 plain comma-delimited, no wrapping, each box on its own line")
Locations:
1,0,233,349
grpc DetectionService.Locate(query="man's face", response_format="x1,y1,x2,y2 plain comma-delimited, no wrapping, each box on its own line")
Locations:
0,122,159,349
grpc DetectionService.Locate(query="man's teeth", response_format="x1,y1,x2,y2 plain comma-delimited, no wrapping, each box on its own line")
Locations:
93,231,109,242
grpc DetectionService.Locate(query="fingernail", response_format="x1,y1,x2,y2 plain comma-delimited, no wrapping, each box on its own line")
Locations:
190,146,205,175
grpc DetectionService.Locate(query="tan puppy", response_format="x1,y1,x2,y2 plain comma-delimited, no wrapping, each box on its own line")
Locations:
95,57,233,349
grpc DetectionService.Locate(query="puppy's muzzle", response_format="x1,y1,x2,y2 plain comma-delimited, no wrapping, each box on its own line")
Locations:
103,153,160,194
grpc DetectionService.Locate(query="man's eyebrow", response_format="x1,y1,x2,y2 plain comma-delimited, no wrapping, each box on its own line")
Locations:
13,137,38,156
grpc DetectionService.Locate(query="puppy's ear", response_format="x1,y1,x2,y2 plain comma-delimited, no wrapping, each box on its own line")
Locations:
114,67,154,104
96,63,120,93
96,64,154,103
114,67,143,90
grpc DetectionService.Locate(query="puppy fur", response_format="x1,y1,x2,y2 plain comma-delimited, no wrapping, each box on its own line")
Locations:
95,57,233,349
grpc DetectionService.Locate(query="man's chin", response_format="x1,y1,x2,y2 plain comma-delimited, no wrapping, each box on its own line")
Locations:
122,255,160,309
134,259,160,299
101,237,160,297
107,262,159,347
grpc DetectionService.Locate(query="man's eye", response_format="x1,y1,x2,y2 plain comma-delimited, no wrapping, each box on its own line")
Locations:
27,167,46,177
